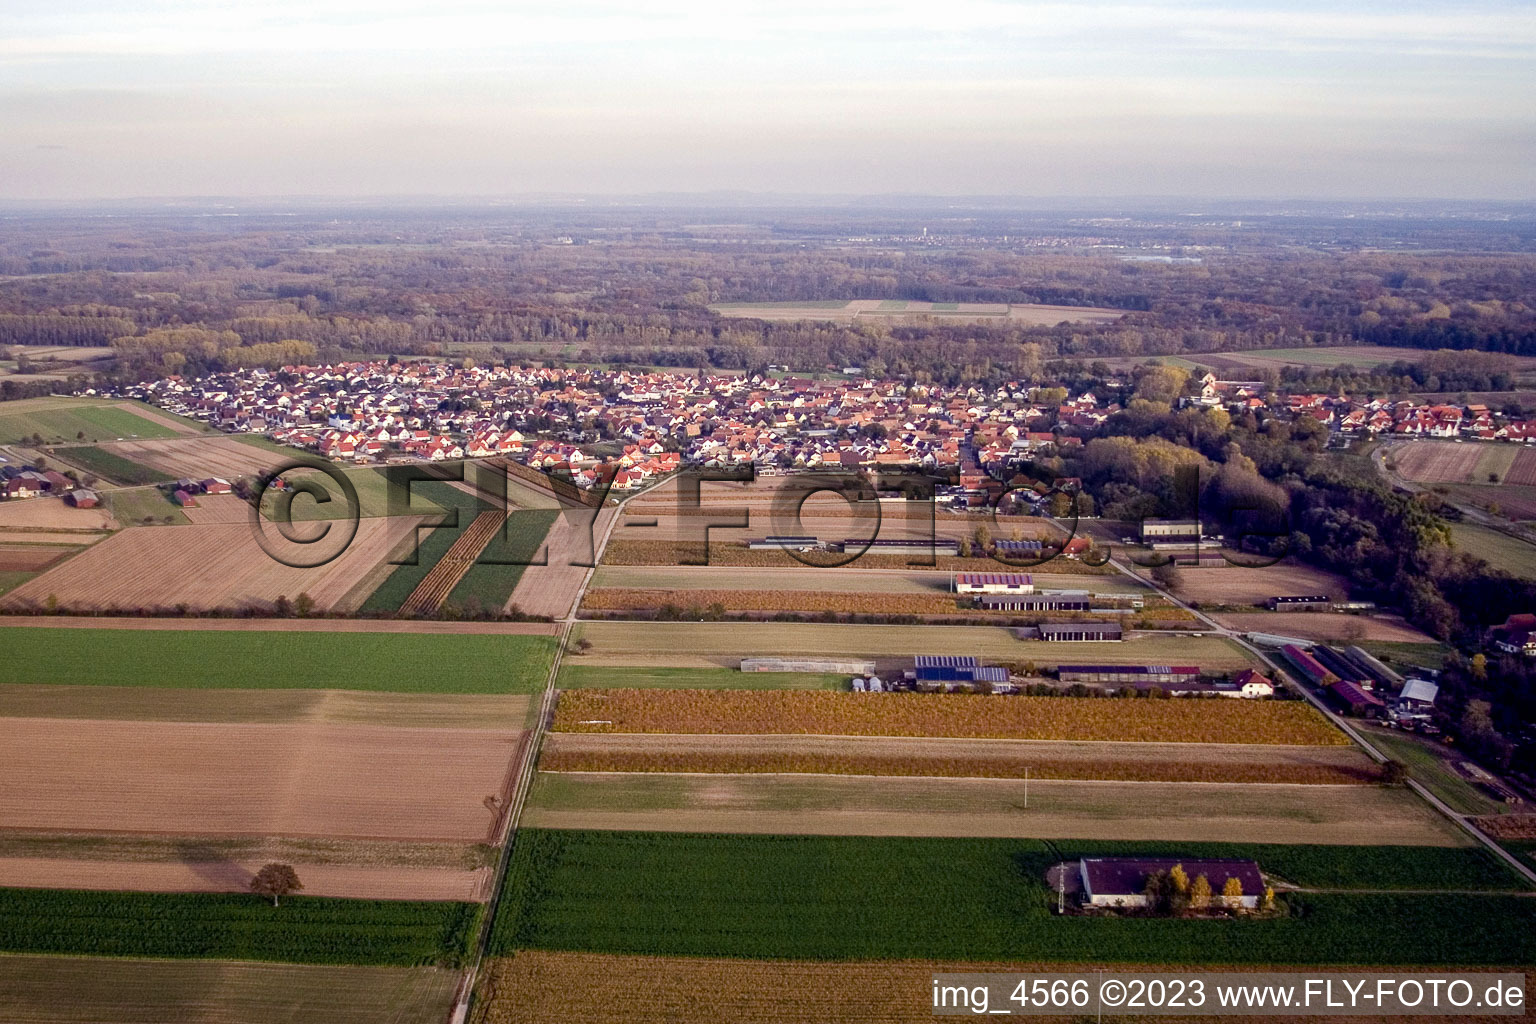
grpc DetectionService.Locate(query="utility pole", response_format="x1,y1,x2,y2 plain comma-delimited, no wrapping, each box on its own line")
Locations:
1024,766,1029,808
1058,859,1066,915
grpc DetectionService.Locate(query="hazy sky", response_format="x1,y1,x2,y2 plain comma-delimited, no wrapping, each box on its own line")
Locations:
2,0,1534,200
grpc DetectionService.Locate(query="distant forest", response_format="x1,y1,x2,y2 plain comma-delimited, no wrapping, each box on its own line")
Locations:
2,205,1535,386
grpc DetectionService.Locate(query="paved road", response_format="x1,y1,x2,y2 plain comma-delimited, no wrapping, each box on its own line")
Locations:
449,476,672,1024
1107,554,1536,890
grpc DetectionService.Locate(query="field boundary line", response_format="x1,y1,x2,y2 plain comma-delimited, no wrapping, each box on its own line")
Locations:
533,769,1374,787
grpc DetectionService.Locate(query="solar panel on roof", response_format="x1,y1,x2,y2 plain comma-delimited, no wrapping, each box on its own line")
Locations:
914,655,979,668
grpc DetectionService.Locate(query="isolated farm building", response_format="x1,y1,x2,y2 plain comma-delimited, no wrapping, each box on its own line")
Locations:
1491,613,1536,657
1057,665,1199,686
1038,622,1122,642
746,536,820,551
741,657,877,675
1079,857,1263,909
841,537,960,557
978,591,1091,612
1267,595,1332,611
200,477,232,494
954,572,1034,595
1341,646,1404,691
1280,644,1338,688
1398,678,1440,710
1225,668,1275,698
1138,519,1201,542
993,539,1044,556
1329,680,1386,717
171,488,197,507
66,488,99,508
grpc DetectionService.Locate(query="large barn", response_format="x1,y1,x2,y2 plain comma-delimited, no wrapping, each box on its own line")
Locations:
1038,622,1122,642
1079,857,1263,909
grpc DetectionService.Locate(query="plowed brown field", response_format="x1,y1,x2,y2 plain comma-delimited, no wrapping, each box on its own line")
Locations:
1392,442,1483,483
0,496,116,531
99,436,284,479
0,718,524,841
0,544,75,572
1,516,423,612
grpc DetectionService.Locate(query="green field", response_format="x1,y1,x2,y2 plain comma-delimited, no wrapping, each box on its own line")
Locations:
1365,728,1506,816
491,831,1536,965
448,508,560,612
0,957,458,1024
54,445,166,486
556,664,847,690
0,626,558,693
360,524,456,611
103,485,189,525
0,400,183,445
1450,523,1536,579
0,571,35,597
0,888,477,966
261,466,450,522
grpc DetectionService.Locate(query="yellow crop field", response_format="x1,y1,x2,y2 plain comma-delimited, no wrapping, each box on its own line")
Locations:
553,690,1350,745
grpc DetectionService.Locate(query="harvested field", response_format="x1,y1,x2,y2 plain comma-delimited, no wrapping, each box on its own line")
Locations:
541,732,1381,784
402,509,505,614
179,492,256,523
0,685,533,729
1473,815,1536,840
100,436,285,480
567,620,1252,671
1212,612,1434,644
591,564,1145,595
0,956,459,1024
475,952,1529,1024
1390,441,1484,483
0,516,424,613
710,299,1123,326
49,445,165,486
1145,561,1351,606
1451,523,1536,578
528,774,1459,843
0,496,116,531
0,717,526,841
0,857,486,902
508,506,617,618
583,586,960,615
0,544,76,572
553,689,1347,745
1445,482,1536,519
1502,447,1536,486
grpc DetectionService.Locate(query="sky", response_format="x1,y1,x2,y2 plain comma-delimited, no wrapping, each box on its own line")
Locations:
1,0,1534,200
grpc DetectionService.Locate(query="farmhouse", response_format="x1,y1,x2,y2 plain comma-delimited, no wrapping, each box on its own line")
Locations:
954,572,1034,595
1491,613,1536,657
1079,857,1263,909
1267,595,1332,611
977,592,1091,612
1038,622,1122,642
